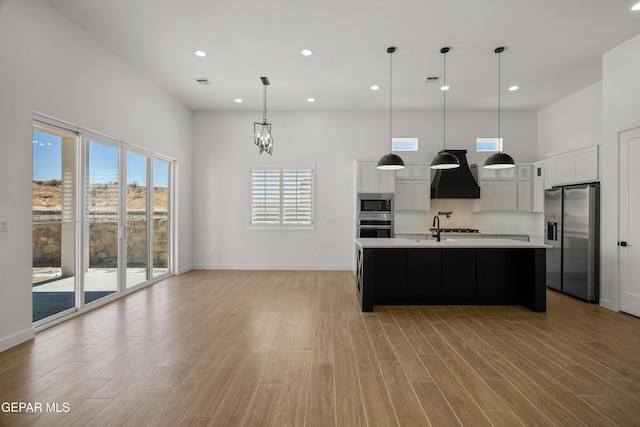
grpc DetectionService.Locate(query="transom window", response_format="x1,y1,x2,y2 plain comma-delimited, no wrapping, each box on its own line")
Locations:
476,137,503,152
392,138,418,152
250,168,314,228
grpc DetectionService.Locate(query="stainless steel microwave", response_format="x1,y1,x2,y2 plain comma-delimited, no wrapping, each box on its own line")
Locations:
358,193,394,219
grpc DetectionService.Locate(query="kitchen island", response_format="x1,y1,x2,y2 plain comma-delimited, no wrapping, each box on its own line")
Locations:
355,238,549,312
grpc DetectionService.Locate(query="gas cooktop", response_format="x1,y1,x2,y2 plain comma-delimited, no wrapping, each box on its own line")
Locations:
429,228,479,233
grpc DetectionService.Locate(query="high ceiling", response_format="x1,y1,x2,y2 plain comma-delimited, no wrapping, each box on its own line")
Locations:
45,0,640,112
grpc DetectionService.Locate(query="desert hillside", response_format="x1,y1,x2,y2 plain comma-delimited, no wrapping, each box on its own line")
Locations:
33,181,168,211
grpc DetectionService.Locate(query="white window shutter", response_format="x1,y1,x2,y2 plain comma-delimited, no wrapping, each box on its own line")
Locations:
250,168,314,228
250,170,281,225
282,170,313,226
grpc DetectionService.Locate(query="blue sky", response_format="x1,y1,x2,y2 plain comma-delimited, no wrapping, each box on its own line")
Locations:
33,129,168,187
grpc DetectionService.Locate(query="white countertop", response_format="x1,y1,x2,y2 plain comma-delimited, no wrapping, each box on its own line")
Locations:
395,230,532,237
355,237,550,249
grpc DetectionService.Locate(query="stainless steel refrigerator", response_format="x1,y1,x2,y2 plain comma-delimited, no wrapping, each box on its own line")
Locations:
544,184,600,302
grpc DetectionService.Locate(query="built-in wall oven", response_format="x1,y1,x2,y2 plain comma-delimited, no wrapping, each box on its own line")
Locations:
358,193,394,238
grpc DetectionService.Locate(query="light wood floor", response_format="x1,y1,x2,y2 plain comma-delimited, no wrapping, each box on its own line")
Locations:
1,270,640,426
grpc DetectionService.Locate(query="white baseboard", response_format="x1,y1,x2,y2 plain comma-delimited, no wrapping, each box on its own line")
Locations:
191,264,353,271
599,298,618,312
176,264,193,275
0,327,35,353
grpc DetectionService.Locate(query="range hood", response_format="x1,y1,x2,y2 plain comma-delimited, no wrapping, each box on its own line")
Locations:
431,150,480,199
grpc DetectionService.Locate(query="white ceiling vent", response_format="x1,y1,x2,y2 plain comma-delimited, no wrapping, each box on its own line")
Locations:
424,76,440,83
194,78,210,85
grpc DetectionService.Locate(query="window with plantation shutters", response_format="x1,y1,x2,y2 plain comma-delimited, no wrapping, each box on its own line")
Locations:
251,169,281,225
250,168,314,228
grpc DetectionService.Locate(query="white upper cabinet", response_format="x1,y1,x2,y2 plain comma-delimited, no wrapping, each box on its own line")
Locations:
573,146,599,183
518,181,533,211
548,145,599,187
478,180,518,211
471,163,517,211
476,166,516,180
532,179,545,212
517,164,533,212
517,164,533,181
395,163,430,180
533,161,545,181
356,161,395,193
544,160,554,190
552,152,573,185
395,163,430,211
395,180,430,211
533,159,555,189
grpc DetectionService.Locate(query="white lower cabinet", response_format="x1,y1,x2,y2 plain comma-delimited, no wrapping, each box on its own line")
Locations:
532,179,544,212
479,180,517,211
395,180,430,211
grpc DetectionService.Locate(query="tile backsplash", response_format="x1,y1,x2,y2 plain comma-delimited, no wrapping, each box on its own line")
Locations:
395,198,543,235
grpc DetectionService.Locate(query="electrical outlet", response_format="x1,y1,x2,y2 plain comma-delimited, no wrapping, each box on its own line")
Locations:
0,219,7,232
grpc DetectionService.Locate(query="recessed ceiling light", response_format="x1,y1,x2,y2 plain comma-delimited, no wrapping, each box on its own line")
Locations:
632,2,640,11
195,50,206,57
370,85,380,91
440,85,450,91
301,49,313,56
307,98,315,102
234,98,243,103
509,85,519,91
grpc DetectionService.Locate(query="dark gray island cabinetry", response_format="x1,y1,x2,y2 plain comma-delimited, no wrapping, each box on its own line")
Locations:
355,238,548,312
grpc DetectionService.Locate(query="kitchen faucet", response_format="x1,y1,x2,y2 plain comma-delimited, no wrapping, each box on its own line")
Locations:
432,215,441,242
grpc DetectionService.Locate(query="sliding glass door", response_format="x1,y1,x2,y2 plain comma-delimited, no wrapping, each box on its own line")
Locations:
152,160,170,278
126,152,148,288
32,125,77,322
83,140,119,305
32,118,173,325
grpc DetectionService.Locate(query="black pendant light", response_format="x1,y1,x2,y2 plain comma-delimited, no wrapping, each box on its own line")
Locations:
377,47,405,170
254,76,273,155
431,47,460,170
484,47,515,169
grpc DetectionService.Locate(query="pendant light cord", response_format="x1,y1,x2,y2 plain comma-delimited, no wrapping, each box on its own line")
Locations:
497,49,501,142
263,84,267,124
443,50,447,150
389,49,393,149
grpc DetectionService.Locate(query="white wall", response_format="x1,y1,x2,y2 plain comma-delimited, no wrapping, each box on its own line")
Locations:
601,33,640,311
192,109,537,270
537,82,602,158
0,0,193,351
